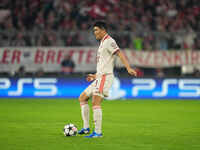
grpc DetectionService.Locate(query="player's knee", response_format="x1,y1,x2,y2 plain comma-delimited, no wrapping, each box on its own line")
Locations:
92,95,102,106
79,92,88,103
92,100,98,106
78,94,84,102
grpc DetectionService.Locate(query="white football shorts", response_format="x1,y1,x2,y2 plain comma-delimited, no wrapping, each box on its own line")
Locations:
84,74,114,98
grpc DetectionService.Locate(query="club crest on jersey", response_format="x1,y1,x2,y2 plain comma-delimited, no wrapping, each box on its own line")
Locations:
111,42,118,49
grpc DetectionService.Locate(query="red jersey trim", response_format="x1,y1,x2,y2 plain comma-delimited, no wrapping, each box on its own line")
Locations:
99,74,106,93
101,34,110,43
112,49,120,55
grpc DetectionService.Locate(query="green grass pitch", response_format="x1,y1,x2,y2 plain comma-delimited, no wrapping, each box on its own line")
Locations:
0,99,200,150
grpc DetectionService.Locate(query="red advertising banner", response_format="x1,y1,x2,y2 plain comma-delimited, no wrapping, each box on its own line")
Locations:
0,47,200,72
0,47,97,72
117,50,200,67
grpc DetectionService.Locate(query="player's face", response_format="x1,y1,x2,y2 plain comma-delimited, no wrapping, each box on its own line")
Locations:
93,26,104,40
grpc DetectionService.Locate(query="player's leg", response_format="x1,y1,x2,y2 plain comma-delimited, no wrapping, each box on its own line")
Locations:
78,92,90,134
92,95,103,134
85,74,113,138
85,94,103,138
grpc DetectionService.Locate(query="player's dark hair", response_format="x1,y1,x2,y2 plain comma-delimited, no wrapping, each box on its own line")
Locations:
93,21,107,30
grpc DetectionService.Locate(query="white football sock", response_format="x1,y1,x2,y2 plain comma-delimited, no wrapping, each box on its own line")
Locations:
80,103,89,129
93,106,102,134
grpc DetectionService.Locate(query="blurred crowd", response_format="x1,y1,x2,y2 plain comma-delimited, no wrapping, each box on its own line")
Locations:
0,0,200,50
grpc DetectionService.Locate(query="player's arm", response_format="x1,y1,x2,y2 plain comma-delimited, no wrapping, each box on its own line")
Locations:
115,50,137,76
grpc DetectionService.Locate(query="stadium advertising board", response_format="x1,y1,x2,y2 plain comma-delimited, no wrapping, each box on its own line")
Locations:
0,47,200,73
0,78,199,99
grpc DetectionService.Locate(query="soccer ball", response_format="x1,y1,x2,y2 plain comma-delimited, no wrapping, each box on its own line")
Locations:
63,123,78,136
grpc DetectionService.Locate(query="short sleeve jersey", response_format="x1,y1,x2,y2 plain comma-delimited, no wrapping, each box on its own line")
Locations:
96,34,119,75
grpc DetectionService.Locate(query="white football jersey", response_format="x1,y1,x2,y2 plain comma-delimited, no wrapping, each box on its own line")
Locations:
96,34,119,75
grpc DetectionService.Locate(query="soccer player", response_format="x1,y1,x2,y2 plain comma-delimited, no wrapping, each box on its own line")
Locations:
78,21,137,138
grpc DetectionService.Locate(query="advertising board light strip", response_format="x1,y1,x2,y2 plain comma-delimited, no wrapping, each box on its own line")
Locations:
0,78,199,99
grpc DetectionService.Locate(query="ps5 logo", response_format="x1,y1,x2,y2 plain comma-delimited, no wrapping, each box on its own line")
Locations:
132,79,200,97
0,78,57,96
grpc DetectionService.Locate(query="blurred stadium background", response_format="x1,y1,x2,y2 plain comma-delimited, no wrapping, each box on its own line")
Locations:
0,0,199,99
0,1,200,150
